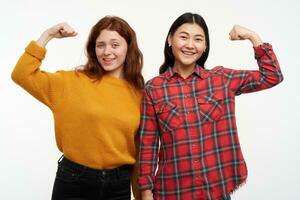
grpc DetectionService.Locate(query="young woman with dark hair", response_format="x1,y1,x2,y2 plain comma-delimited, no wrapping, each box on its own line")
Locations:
138,12,283,200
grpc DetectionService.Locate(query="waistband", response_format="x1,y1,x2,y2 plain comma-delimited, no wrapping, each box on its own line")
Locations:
58,155,132,176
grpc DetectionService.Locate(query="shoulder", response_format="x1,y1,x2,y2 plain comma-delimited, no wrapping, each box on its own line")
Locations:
145,74,167,88
50,69,72,77
58,69,90,78
209,66,225,74
206,66,235,77
50,70,91,83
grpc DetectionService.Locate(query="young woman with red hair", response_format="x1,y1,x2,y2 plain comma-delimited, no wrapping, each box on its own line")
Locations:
12,16,144,200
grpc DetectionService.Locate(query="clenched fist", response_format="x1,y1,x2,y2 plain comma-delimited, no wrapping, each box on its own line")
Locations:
36,22,78,47
229,25,263,47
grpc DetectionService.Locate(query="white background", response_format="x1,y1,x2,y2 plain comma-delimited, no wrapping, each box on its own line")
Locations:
1,0,299,199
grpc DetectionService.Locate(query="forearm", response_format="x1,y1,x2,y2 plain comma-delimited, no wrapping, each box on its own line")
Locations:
138,141,159,191
255,43,283,85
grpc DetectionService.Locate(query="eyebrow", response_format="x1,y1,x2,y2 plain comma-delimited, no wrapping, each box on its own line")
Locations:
96,39,121,43
110,39,121,42
178,31,205,38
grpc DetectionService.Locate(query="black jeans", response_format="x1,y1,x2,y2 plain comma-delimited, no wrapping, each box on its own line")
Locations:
51,156,132,200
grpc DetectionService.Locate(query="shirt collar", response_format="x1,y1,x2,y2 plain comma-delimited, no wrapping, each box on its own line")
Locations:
164,65,211,80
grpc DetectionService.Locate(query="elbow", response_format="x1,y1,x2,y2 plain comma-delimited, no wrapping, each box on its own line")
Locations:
275,72,284,86
11,68,22,85
279,75,284,85
11,69,19,84
11,67,27,86
267,71,284,87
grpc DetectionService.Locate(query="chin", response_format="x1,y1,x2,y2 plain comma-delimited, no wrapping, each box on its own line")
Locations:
178,57,196,65
181,61,196,67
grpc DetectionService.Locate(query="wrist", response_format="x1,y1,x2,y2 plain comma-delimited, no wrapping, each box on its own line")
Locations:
36,31,53,47
249,33,263,47
141,189,153,197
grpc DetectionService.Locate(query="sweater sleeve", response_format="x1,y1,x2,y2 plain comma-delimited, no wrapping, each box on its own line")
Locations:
11,41,65,109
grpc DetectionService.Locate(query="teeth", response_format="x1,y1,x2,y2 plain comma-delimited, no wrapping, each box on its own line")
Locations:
182,51,194,55
103,58,114,61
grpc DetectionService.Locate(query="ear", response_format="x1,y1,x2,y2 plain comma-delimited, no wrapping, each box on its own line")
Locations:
167,35,172,47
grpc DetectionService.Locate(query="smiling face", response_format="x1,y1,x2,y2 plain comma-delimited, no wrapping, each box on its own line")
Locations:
168,23,206,73
95,29,128,79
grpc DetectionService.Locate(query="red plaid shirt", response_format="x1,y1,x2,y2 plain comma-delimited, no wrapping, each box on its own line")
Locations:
138,43,283,200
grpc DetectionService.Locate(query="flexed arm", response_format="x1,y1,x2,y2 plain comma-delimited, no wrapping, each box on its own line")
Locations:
220,25,283,95
11,23,77,108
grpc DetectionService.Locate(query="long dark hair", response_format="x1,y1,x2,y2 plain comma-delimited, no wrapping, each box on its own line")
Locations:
81,16,144,90
159,12,210,74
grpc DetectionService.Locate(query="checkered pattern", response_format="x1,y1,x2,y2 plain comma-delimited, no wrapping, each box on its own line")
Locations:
138,43,283,200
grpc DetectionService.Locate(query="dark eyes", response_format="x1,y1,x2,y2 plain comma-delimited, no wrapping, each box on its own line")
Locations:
179,35,203,42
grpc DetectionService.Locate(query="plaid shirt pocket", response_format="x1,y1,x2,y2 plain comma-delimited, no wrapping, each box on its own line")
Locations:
155,101,183,132
197,93,224,123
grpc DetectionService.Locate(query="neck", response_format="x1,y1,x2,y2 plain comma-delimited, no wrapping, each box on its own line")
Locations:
174,64,195,79
106,68,125,80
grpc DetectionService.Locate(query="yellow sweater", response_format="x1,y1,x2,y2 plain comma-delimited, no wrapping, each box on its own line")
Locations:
12,41,142,171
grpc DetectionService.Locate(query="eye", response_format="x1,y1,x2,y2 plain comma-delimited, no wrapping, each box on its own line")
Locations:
195,38,204,42
180,35,187,40
96,43,105,48
112,43,120,48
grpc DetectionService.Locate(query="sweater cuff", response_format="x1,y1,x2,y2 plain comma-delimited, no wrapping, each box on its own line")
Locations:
25,41,47,60
253,42,273,59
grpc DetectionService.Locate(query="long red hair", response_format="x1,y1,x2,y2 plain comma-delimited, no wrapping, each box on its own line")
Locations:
81,16,144,90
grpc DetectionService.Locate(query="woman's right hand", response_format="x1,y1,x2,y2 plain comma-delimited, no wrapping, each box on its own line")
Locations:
141,189,154,200
36,22,78,47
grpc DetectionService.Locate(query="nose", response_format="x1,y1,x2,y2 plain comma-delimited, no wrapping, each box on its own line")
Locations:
185,39,194,49
103,46,112,55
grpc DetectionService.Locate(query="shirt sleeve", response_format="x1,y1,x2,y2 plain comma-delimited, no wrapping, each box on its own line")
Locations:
11,41,65,109
137,85,160,190
222,43,283,95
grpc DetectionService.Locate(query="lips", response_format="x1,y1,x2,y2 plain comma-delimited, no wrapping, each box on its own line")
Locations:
102,57,115,65
181,50,196,56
